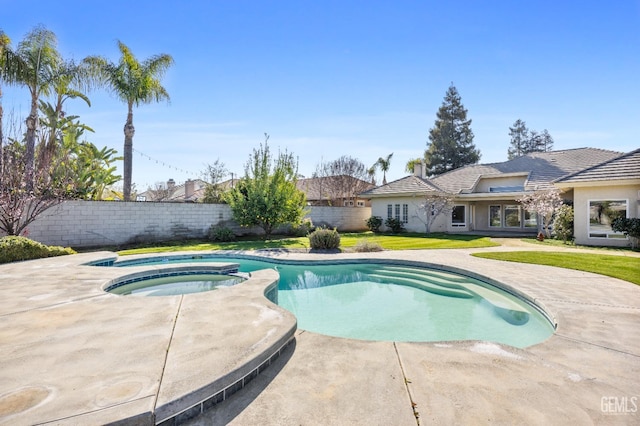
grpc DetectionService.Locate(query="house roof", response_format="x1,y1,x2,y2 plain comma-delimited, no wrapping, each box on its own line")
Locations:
361,148,623,198
554,148,640,184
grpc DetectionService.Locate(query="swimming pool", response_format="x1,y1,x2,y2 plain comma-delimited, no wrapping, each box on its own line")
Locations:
104,254,555,348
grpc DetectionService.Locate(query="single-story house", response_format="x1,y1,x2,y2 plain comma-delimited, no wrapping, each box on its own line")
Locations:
554,147,640,246
361,147,640,247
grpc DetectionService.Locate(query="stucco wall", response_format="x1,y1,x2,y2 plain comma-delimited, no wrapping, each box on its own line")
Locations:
16,201,370,248
572,184,639,247
370,196,449,233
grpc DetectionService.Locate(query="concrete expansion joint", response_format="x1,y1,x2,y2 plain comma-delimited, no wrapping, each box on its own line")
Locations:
556,334,640,358
538,298,640,310
393,342,421,426
153,295,185,411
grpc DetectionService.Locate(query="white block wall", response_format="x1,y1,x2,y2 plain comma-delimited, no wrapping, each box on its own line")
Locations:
17,201,371,248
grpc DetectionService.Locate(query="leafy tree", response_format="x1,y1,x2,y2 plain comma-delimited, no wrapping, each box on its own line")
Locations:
201,159,229,203
518,189,563,238
414,192,454,233
376,153,393,185
507,119,554,159
86,41,174,201
226,135,307,238
312,155,371,205
424,84,479,176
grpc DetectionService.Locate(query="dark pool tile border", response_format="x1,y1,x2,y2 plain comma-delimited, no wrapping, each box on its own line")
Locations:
155,337,295,426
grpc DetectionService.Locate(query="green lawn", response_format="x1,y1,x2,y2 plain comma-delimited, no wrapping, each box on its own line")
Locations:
472,251,640,286
116,232,498,255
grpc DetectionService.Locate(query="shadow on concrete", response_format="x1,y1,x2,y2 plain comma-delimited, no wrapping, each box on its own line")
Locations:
185,338,297,425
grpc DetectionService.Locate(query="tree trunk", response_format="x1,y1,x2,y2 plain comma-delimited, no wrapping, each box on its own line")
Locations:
123,104,135,201
24,94,39,191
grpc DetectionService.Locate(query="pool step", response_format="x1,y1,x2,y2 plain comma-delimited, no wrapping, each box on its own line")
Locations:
367,273,474,299
371,266,528,313
370,267,474,291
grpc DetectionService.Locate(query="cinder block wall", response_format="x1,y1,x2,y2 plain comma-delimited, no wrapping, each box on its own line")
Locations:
18,201,371,247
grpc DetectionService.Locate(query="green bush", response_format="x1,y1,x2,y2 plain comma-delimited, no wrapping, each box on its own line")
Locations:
612,217,640,249
290,218,314,237
352,239,383,252
207,225,236,242
308,227,341,250
385,218,404,234
0,236,76,264
365,216,383,233
553,205,574,243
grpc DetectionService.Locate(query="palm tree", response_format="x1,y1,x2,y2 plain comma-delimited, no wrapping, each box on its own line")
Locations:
0,30,11,175
376,153,393,185
86,41,174,201
11,26,62,189
367,165,377,185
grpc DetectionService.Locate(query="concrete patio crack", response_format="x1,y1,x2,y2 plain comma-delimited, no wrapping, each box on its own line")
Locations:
393,342,421,425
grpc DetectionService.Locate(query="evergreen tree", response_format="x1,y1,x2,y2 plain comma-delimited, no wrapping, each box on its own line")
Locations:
424,84,479,176
507,119,529,159
508,119,554,159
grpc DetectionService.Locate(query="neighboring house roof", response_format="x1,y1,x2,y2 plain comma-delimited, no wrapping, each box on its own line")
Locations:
297,176,375,201
360,175,442,198
361,148,623,198
555,148,640,185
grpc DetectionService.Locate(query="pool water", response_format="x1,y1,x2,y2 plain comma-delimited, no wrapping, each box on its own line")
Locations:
110,255,554,348
108,274,244,296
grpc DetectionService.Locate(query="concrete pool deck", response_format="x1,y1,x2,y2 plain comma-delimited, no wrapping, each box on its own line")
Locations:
1,242,639,424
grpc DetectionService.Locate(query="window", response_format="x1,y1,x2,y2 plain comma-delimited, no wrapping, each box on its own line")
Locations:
451,205,465,227
504,205,521,228
344,200,354,207
489,205,501,227
395,204,401,221
524,210,537,228
356,201,365,207
588,200,628,238
387,204,393,219
402,204,409,223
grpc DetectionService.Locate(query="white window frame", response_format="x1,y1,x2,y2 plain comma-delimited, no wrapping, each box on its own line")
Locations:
451,205,466,227
489,205,502,228
588,199,628,239
504,205,521,228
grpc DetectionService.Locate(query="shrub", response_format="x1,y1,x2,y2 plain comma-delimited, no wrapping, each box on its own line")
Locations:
0,236,76,264
612,217,640,249
352,239,383,252
384,218,404,234
553,204,574,243
207,225,236,242
291,218,314,237
308,227,341,250
365,216,383,233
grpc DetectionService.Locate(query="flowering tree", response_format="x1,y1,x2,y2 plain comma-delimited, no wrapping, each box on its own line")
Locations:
518,189,563,238
0,139,72,235
414,192,454,233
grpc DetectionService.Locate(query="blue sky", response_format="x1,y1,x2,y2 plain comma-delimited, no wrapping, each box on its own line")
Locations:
2,0,639,190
